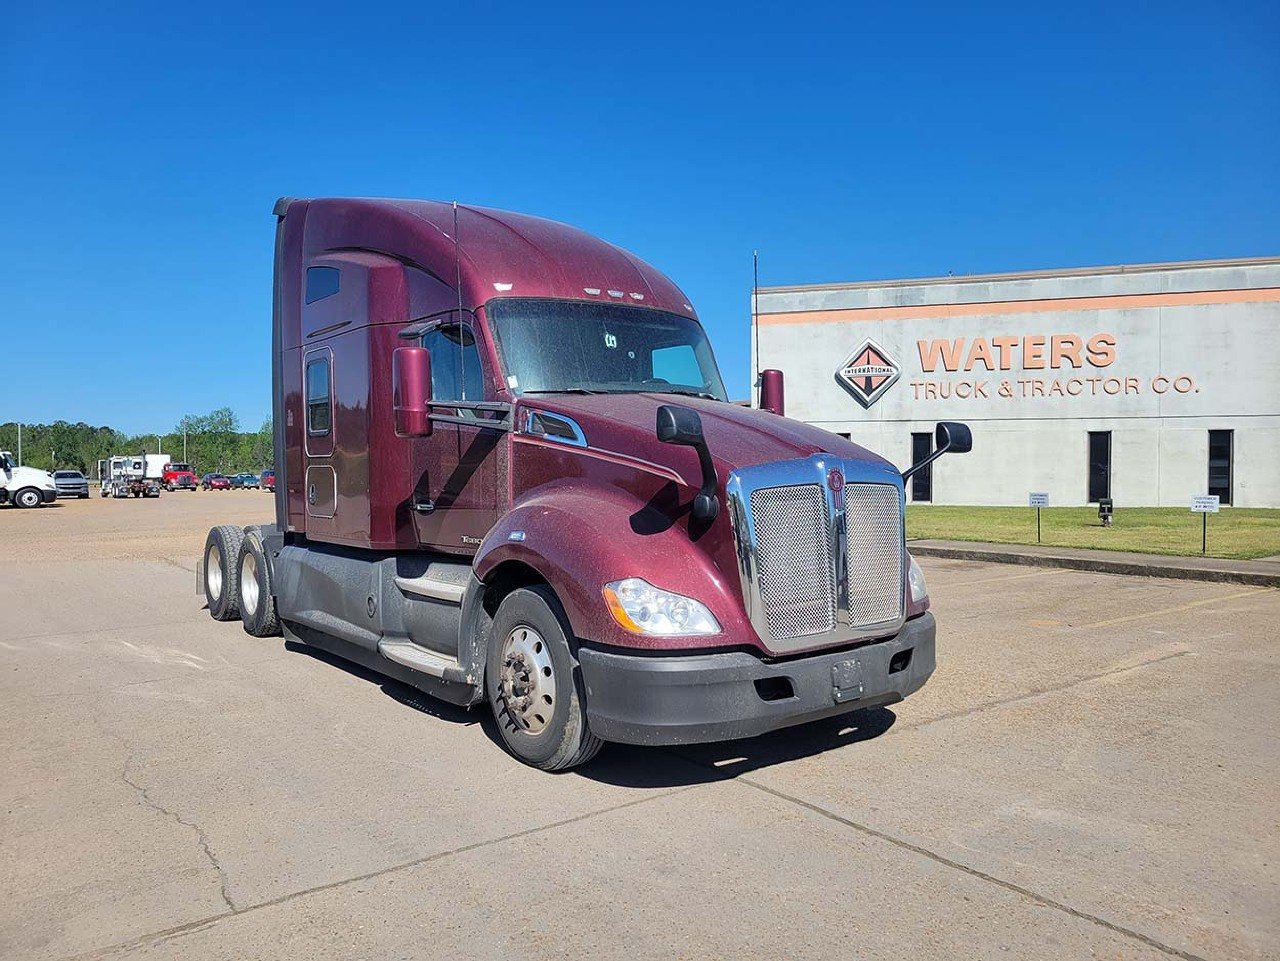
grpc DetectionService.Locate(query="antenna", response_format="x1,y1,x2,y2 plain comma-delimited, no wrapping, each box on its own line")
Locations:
752,249,760,404
453,201,464,401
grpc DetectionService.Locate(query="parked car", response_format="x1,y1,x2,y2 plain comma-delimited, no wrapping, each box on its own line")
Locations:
202,473,231,491
230,472,260,489
261,468,276,492
53,470,90,499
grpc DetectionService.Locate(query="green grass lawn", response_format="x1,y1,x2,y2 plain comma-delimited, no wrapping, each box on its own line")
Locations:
906,505,1280,560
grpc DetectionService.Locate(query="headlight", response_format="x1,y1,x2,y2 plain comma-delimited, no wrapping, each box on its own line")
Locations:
602,577,721,637
908,555,929,605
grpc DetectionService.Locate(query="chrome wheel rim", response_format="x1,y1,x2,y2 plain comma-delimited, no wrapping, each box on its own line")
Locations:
241,550,259,616
206,544,223,600
497,625,555,734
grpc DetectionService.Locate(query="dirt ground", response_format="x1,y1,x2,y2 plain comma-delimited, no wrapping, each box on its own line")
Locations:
2,493,1277,960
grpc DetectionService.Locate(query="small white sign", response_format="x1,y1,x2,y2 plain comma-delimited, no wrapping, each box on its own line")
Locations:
1028,492,1050,507
1191,495,1220,513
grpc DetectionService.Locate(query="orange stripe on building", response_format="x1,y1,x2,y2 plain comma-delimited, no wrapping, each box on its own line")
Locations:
758,287,1280,326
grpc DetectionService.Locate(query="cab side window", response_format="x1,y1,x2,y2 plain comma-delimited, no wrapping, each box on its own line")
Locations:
422,324,484,405
306,355,332,435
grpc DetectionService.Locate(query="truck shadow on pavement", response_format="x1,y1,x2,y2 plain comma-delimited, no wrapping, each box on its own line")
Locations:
282,640,897,786
582,708,898,788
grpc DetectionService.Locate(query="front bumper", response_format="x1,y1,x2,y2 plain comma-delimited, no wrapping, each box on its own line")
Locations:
55,486,87,497
42,489,58,503
578,612,936,746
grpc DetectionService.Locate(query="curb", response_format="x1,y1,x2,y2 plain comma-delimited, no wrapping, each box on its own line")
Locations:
909,543,1280,588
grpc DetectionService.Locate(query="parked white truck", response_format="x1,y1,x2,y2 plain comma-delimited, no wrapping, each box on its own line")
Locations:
0,451,58,508
99,454,164,499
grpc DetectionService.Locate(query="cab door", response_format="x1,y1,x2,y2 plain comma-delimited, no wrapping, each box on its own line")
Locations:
411,317,501,553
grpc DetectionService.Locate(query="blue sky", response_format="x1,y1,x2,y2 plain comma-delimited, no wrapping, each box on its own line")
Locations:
2,1,1276,434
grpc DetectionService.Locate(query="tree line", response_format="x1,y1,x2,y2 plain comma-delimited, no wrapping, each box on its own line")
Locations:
0,408,272,478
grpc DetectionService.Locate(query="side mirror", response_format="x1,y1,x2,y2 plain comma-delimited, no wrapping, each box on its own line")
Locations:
393,346,433,437
656,405,719,522
902,421,972,482
759,368,785,416
935,421,972,454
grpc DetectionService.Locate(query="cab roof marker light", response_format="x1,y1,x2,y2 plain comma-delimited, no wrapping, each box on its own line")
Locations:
629,293,644,301
493,282,513,291
583,287,601,295
607,289,624,298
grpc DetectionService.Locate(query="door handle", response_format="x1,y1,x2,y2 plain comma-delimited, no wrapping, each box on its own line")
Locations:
413,499,435,514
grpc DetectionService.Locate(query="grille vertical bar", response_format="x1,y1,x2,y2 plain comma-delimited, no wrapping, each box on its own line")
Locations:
749,484,834,640
845,485,904,626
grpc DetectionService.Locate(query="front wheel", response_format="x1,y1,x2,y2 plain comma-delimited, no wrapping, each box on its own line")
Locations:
13,488,44,509
486,586,603,771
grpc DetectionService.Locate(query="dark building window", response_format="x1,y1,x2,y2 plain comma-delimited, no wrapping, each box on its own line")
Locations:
1087,431,1111,503
305,266,340,304
305,356,332,435
910,432,933,502
1208,430,1233,505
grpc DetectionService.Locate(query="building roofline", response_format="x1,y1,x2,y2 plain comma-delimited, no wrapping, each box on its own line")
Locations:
758,255,1280,295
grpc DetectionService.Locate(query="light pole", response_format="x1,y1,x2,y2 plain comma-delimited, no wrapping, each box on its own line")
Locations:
183,427,188,463
16,423,21,465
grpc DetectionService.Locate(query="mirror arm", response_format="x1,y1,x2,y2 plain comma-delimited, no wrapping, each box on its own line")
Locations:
901,442,949,482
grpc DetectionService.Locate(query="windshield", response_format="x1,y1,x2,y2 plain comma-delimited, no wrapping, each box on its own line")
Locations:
54,471,83,479
486,299,728,401
169,463,191,472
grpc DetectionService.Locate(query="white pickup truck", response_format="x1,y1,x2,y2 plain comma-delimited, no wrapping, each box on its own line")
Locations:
0,451,58,508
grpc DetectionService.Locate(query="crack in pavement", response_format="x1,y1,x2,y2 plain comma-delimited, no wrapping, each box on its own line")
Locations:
62,784,695,961
722,773,1210,961
119,755,236,913
897,648,1195,732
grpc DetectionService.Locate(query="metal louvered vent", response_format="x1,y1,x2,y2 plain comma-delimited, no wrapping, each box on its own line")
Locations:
845,485,905,627
749,484,835,640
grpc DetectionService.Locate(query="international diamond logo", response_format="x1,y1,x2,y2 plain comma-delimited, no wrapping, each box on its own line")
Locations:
836,339,901,409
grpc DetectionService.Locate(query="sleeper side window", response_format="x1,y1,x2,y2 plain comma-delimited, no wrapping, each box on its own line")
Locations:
306,356,332,435
305,266,340,304
422,324,484,406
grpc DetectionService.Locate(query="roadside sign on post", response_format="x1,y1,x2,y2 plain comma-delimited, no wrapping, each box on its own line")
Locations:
1028,492,1048,543
1191,495,1220,555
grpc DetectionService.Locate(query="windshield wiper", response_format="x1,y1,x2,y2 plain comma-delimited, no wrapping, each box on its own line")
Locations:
652,387,721,401
522,388,604,396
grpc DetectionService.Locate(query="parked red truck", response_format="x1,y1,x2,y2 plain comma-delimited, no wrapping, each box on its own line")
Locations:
162,462,199,492
200,197,970,770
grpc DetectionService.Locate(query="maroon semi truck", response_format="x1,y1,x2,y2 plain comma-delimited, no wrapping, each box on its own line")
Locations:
200,197,970,770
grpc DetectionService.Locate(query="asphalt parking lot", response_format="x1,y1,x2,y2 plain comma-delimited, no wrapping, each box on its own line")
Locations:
2,494,1277,961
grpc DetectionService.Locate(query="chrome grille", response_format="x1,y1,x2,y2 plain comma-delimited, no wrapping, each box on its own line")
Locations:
749,484,835,639
845,485,904,627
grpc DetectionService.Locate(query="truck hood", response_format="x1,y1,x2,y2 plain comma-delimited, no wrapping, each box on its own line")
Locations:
5,466,56,489
520,393,896,479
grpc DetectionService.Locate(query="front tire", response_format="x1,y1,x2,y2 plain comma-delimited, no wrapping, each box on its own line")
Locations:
204,525,245,621
237,532,280,637
486,586,603,771
13,488,43,509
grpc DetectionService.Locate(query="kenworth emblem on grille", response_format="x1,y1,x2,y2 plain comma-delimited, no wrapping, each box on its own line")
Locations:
836,339,901,408
827,467,844,508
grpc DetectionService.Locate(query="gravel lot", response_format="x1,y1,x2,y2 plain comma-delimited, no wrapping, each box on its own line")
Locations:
2,494,1277,960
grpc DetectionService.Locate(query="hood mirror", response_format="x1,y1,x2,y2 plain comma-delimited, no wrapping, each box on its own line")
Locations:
656,405,719,522
902,421,972,482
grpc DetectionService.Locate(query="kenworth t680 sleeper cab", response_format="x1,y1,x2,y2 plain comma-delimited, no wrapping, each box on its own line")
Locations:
200,197,970,770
